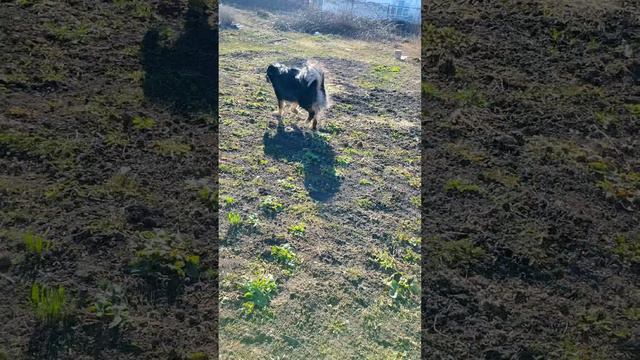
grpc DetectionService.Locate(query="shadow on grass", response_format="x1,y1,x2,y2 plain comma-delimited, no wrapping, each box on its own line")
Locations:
263,124,340,201
140,3,218,114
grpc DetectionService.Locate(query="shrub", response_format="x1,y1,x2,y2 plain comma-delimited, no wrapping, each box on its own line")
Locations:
275,9,400,40
224,0,304,11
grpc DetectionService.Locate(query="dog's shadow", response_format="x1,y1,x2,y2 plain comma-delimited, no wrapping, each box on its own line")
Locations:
140,3,217,114
263,124,340,202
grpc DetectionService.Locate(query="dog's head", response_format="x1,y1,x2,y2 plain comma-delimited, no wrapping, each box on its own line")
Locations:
266,63,286,83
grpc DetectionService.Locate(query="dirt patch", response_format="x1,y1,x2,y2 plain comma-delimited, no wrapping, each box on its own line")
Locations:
423,1,640,358
1,2,218,359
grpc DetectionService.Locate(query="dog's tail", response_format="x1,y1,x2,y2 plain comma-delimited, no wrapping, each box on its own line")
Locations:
306,61,329,110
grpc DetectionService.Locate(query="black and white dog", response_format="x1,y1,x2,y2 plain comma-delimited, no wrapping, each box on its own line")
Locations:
265,61,328,130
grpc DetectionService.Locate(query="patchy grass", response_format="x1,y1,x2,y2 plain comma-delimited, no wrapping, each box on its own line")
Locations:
31,283,67,324
219,6,420,359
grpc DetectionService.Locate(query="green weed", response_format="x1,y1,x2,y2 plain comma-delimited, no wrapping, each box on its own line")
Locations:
131,230,200,286
45,22,89,43
387,274,419,303
31,283,67,324
454,87,487,107
260,195,284,215
132,115,155,130
153,139,191,157
23,232,51,257
372,250,397,272
242,274,277,315
612,234,640,264
287,222,306,238
444,179,481,194
89,283,130,329
271,244,300,269
227,212,242,227
625,104,640,118
357,197,374,209
436,238,486,267
198,186,217,211
187,352,209,360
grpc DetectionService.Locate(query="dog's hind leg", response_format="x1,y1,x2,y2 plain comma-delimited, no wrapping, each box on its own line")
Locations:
272,100,284,117
306,110,318,130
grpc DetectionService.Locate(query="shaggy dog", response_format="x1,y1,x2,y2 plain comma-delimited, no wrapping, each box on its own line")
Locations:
265,61,328,130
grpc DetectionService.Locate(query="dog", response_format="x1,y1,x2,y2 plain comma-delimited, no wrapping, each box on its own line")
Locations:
265,61,328,130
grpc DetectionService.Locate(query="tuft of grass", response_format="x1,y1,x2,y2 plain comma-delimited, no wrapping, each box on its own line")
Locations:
444,179,481,194
454,87,487,107
131,115,155,130
612,234,640,265
357,197,374,209
227,212,242,227
45,22,89,43
0,131,77,169
242,274,277,315
588,161,608,172
287,222,306,238
481,169,520,187
187,352,209,360
197,186,217,210
153,139,191,157
436,238,486,268
31,283,67,324
335,155,353,167
23,232,51,257
625,104,640,118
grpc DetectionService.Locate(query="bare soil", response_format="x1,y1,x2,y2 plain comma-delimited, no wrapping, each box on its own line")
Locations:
423,1,640,358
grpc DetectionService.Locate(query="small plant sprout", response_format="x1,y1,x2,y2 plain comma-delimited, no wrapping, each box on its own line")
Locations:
271,244,300,269
31,283,67,324
89,283,130,329
372,249,397,272
242,274,277,315
260,195,284,215
227,212,242,227
287,222,306,238
246,213,262,230
23,232,51,257
387,274,419,303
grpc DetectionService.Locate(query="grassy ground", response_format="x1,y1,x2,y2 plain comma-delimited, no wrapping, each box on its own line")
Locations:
423,1,640,358
218,6,421,359
1,1,218,359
